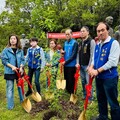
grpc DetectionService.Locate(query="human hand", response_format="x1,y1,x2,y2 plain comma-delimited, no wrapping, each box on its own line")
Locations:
61,61,65,66
40,68,44,73
46,63,51,67
75,63,80,68
19,66,24,75
12,66,18,72
88,69,98,77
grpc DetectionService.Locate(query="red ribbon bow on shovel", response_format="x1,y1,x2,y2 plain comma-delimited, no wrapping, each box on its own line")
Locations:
16,70,25,95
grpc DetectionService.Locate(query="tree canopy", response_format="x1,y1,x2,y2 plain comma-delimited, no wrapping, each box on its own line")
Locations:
0,0,120,50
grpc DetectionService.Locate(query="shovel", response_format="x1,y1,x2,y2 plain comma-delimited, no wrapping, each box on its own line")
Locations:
23,72,42,102
78,76,94,120
56,57,66,90
45,70,54,100
70,67,80,104
16,70,32,113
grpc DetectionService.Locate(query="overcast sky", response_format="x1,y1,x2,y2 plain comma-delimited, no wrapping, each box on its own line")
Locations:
0,0,5,13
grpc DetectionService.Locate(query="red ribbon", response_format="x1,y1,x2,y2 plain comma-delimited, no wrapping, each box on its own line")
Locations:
16,70,24,95
23,73,33,89
48,77,50,87
84,76,94,110
85,84,92,97
74,67,80,92
17,78,24,95
59,57,65,74
59,57,65,63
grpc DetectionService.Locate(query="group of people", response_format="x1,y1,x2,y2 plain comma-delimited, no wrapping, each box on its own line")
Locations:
1,21,120,120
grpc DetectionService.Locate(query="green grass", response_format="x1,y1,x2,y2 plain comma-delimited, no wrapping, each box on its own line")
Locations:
0,62,120,120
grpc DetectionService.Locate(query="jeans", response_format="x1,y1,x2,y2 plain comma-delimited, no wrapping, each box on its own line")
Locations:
28,67,41,94
80,65,93,100
6,80,24,110
96,76,120,120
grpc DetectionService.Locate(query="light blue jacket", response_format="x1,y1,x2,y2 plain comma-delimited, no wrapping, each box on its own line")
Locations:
1,47,25,74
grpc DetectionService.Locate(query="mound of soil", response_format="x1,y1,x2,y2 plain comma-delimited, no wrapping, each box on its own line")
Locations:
59,100,81,120
60,99,80,112
30,98,81,119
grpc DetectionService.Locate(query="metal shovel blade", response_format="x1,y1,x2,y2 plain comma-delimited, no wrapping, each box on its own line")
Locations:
70,94,78,104
56,79,66,90
31,92,42,102
78,110,86,120
56,79,62,89
21,98,32,113
61,79,66,90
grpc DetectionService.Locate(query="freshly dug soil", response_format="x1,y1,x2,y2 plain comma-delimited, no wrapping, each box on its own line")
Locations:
30,98,81,119
30,100,50,115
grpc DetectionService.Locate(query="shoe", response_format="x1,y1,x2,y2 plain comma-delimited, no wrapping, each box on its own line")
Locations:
25,91,32,97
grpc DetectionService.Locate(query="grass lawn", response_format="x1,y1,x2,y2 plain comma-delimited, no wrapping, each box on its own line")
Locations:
0,61,120,120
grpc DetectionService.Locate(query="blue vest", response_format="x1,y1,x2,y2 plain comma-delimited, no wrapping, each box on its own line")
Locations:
64,39,77,67
28,47,41,69
94,38,118,79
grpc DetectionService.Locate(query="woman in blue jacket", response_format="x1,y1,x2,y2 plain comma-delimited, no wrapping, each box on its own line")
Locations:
1,34,25,110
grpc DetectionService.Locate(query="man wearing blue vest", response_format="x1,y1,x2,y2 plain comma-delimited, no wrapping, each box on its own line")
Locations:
61,29,78,94
88,22,120,120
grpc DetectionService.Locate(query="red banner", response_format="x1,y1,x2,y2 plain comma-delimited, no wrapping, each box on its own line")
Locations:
47,32,81,39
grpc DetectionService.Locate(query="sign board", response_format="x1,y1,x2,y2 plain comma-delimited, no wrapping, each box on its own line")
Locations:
47,32,81,39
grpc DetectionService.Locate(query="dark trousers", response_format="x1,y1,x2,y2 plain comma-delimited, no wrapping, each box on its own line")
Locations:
96,76,120,120
28,67,41,94
64,67,76,94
